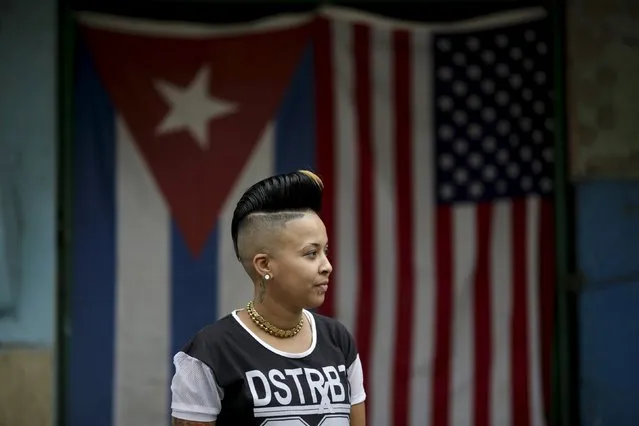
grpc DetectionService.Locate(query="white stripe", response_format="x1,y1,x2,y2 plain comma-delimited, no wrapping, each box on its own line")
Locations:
114,118,170,426
77,11,314,37
369,26,397,426
218,125,276,317
78,6,547,38
490,200,513,426
332,20,358,334
254,404,351,417
323,6,547,33
527,196,545,426
409,30,436,426
254,404,351,412
255,410,350,418
450,205,475,426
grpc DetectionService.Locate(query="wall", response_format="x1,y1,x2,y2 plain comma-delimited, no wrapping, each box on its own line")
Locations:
567,0,639,425
0,0,57,423
567,0,639,179
576,182,639,426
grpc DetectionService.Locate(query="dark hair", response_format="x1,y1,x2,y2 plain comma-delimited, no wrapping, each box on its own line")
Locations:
231,170,324,258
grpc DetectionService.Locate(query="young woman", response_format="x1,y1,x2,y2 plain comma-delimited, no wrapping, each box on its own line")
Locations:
170,170,367,426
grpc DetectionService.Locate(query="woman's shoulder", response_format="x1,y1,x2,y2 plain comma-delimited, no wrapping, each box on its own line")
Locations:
309,310,351,336
189,312,236,339
177,313,239,362
308,311,359,364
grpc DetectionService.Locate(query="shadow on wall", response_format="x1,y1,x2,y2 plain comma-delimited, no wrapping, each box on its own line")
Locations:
0,150,23,319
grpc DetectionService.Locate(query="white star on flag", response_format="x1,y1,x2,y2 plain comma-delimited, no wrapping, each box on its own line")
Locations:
154,65,238,150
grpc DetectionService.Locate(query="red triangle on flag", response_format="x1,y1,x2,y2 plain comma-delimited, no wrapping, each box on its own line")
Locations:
80,18,314,256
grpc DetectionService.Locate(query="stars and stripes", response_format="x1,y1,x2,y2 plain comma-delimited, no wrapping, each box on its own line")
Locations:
314,11,555,426
434,24,554,204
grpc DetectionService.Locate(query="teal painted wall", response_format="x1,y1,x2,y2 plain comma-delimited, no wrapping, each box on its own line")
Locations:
0,0,56,344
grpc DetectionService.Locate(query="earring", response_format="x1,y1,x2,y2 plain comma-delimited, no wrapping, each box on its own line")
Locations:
264,274,271,280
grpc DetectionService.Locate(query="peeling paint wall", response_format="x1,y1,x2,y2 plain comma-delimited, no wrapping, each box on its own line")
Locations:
567,0,639,180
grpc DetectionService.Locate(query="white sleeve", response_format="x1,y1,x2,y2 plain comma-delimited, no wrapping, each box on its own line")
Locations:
170,351,224,422
347,354,366,405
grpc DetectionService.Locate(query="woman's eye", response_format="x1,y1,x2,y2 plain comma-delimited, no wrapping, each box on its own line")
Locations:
306,251,318,258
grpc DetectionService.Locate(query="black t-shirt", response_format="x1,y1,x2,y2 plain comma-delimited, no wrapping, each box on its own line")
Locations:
170,310,366,425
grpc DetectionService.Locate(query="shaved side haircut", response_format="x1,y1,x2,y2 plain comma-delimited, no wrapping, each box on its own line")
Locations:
231,170,324,276
235,211,307,273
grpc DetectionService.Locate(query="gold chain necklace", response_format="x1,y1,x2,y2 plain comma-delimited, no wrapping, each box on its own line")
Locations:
246,300,304,338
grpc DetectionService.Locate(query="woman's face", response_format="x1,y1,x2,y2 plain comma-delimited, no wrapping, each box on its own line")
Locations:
267,212,332,310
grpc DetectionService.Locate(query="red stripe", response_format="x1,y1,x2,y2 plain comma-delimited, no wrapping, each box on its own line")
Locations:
538,198,555,417
313,18,336,319
391,29,414,426
511,198,531,426
432,205,453,426
352,23,375,410
474,203,493,426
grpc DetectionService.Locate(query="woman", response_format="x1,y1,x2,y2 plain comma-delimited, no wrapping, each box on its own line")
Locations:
170,170,367,426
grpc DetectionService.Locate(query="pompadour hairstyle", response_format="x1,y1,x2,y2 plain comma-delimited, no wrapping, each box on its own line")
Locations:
231,170,324,259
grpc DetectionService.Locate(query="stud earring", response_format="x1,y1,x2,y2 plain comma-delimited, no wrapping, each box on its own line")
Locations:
264,274,271,280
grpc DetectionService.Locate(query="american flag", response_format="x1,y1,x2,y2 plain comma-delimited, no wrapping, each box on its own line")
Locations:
314,9,555,426
69,7,554,426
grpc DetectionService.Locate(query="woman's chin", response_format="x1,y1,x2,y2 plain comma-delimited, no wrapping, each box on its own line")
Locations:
305,293,326,310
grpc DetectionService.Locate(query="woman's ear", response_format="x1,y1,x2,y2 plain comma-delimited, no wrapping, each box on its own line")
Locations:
252,253,271,278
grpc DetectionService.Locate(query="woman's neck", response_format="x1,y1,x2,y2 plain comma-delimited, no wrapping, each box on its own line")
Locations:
251,295,303,330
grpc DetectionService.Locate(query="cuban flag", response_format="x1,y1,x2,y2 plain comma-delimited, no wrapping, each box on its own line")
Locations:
70,11,321,426
69,7,554,426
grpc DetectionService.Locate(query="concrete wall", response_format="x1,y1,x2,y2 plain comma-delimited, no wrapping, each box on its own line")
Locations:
0,347,53,425
567,0,639,179
0,0,57,423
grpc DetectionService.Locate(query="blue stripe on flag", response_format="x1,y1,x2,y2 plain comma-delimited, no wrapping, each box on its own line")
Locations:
69,41,116,426
170,225,219,357
275,46,316,174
